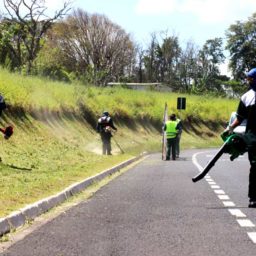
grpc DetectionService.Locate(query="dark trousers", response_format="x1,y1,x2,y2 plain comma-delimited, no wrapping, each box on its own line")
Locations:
248,148,256,200
100,133,112,155
166,137,177,160
176,133,181,156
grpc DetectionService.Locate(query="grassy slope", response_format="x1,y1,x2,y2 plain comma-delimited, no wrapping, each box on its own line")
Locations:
0,69,239,217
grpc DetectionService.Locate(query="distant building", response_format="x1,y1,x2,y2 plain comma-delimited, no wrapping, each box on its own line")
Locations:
107,82,172,92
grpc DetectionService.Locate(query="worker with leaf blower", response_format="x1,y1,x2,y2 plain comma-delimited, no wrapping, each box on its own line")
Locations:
0,93,13,140
224,68,256,208
192,68,256,208
97,111,117,155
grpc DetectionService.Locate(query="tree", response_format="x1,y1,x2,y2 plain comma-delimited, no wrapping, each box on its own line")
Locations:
1,0,71,73
143,33,158,83
156,33,181,87
0,18,24,69
177,40,200,92
226,12,256,80
198,38,225,91
135,45,145,83
47,9,136,85
143,32,181,88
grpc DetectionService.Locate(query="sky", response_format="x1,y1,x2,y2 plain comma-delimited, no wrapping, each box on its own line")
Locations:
42,0,256,46
2,0,256,75
47,0,256,75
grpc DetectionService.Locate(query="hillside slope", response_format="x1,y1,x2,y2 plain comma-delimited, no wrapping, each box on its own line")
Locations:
0,69,237,216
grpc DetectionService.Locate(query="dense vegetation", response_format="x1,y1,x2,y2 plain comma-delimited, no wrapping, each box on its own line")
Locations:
0,1,253,218
0,68,240,217
0,0,255,95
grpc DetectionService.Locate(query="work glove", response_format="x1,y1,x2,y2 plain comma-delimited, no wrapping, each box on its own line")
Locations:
221,125,234,141
223,125,234,136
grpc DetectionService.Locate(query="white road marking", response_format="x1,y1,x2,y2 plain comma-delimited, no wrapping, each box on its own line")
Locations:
218,195,230,200
192,152,204,172
222,201,236,207
211,185,220,189
228,209,246,218
205,178,213,182
214,189,225,194
247,232,256,243
192,151,256,244
237,219,255,227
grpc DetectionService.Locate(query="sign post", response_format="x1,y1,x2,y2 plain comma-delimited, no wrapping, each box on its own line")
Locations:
162,103,168,160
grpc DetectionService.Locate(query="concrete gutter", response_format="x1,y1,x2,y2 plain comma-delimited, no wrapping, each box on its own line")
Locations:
0,153,146,237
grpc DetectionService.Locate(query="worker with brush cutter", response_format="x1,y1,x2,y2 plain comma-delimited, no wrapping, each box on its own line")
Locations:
97,111,117,155
192,68,256,208
0,93,13,140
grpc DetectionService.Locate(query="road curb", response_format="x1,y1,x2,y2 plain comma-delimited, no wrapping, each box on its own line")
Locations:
0,153,146,237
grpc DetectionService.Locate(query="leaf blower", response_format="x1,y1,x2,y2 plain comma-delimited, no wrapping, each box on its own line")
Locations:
0,126,14,140
192,131,247,182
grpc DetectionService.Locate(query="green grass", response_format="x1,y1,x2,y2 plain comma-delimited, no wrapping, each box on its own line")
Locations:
0,68,241,217
0,68,238,121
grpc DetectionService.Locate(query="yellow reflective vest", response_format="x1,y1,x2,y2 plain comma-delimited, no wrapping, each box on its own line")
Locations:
165,120,178,139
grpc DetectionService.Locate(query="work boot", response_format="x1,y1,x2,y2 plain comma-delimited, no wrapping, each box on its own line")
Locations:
248,200,256,208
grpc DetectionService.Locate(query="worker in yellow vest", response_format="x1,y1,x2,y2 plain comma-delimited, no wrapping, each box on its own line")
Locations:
164,114,180,160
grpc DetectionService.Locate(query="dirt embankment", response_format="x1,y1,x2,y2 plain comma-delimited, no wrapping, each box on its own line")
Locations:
2,104,225,157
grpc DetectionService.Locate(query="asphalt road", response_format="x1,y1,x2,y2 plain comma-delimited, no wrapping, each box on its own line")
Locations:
1,149,256,256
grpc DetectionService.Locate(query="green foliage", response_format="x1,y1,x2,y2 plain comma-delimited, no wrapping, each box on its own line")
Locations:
2,4,256,95
226,12,256,79
0,68,239,122
222,79,248,97
0,68,241,216
35,65,71,83
33,45,71,82
0,20,23,70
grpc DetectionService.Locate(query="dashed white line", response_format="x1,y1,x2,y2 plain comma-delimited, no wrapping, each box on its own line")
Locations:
192,151,256,244
218,195,230,200
222,201,236,207
214,189,225,194
211,185,220,189
248,232,256,243
228,209,246,218
237,219,255,227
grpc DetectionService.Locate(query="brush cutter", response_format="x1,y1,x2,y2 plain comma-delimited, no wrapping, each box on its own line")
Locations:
109,128,124,154
112,136,125,154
